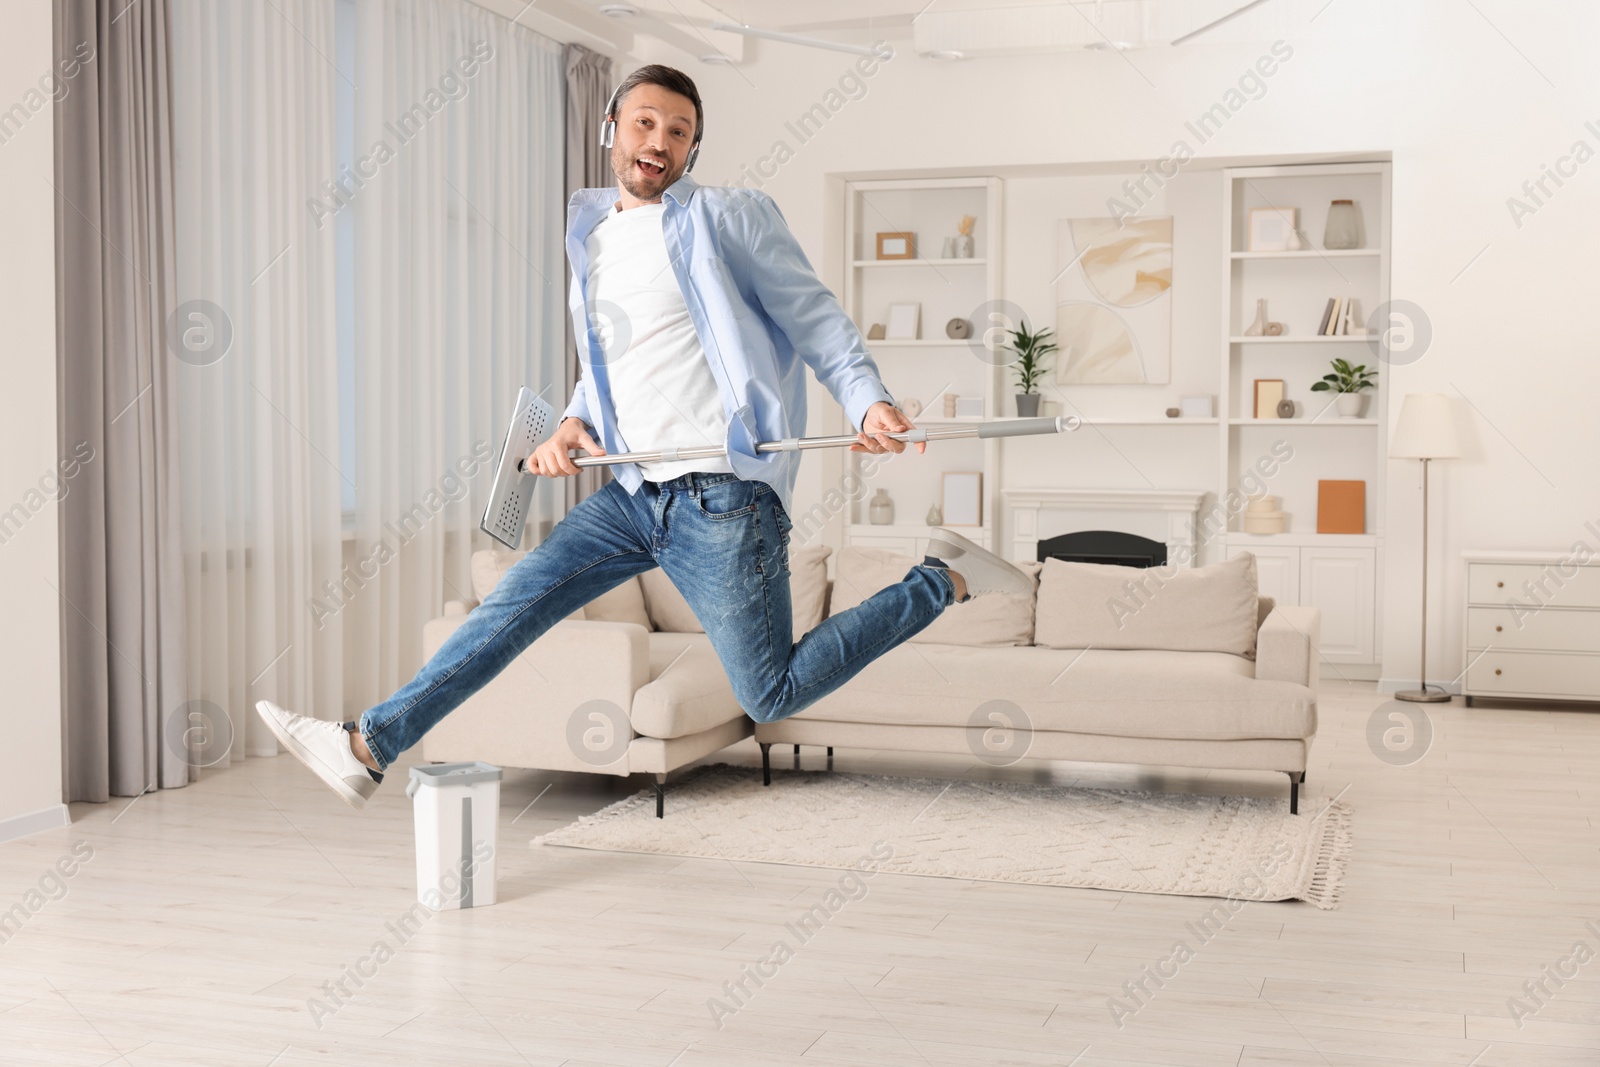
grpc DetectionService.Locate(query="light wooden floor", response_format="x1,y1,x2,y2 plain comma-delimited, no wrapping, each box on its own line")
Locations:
2,681,1597,1065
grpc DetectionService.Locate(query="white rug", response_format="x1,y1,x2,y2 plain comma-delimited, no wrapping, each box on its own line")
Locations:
532,764,1352,909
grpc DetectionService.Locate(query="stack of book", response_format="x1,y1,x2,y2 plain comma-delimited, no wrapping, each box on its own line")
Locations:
1316,297,1360,336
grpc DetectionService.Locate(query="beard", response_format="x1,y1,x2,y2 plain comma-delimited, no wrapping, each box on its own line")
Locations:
612,143,677,201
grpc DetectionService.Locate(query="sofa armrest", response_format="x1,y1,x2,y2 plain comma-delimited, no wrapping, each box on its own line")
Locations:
419,617,651,774
443,598,479,617
1256,606,1320,689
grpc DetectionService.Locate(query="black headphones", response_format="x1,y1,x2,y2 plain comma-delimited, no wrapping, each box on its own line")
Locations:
600,82,702,174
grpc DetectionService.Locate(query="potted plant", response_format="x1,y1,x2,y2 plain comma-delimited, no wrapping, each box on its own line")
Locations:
1310,357,1378,418
1004,321,1058,418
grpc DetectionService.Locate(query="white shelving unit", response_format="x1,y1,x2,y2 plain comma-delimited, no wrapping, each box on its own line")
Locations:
1219,161,1392,673
839,176,1004,557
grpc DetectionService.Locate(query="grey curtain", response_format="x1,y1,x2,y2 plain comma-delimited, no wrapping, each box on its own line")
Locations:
55,0,190,802
562,43,613,510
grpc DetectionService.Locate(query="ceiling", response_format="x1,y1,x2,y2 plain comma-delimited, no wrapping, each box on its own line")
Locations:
469,0,1320,66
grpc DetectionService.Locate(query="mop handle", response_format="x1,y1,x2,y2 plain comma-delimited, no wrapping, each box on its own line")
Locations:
525,415,1079,470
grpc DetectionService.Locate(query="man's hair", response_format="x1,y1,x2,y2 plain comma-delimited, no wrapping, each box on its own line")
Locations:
612,64,703,144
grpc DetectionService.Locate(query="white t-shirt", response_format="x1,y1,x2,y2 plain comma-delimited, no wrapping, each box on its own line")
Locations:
584,200,734,482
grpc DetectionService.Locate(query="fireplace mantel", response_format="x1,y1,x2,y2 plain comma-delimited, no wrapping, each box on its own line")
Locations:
1002,488,1208,567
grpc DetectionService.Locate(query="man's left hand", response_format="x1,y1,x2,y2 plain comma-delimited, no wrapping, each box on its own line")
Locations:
852,401,926,455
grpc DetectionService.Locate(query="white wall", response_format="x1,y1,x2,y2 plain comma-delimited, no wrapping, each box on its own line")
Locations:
673,0,1600,688
0,0,66,834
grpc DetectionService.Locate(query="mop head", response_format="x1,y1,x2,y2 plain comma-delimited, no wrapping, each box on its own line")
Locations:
481,387,557,549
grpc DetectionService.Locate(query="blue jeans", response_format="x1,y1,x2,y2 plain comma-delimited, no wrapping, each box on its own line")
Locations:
355,471,957,772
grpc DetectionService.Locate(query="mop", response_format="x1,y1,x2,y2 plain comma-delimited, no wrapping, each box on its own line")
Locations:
481,386,1080,549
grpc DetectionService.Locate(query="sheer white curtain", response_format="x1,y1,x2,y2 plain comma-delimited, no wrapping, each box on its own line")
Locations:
346,0,565,709
172,0,566,755
172,0,345,757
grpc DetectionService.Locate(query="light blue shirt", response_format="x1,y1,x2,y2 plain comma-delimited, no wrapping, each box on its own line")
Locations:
561,172,897,517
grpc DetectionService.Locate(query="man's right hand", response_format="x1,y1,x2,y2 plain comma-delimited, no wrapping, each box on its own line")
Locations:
528,417,606,477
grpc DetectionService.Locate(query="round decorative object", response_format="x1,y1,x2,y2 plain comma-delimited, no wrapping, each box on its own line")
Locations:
1165,407,1181,418
1276,398,1295,418
901,396,922,418
945,317,972,340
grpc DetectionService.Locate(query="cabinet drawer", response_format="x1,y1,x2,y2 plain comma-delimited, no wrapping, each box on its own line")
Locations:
1466,606,1600,652
1467,562,1600,608
1465,649,1600,699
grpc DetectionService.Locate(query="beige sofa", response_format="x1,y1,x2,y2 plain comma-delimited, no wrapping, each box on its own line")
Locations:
422,545,1320,815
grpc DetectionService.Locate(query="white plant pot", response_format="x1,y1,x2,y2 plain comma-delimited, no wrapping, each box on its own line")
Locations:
1335,393,1365,418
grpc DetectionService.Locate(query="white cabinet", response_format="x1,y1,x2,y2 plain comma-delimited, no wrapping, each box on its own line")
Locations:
1232,540,1376,666
1238,544,1298,603
1463,551,1600,705
1300,547,1376,663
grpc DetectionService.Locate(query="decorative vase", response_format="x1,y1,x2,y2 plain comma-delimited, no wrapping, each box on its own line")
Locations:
952,234,974,258
941,237,956,258
869,488,894,525
1015,393,1041,417
925,503,942,526
1323,199,1361,249
1285,228,1304,251
1243,298,1267,337
1336,392,1365,418
943,393,957,418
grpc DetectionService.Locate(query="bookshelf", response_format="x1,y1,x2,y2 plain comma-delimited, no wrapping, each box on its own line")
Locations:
1219,161,1392,670
838,176,1004,557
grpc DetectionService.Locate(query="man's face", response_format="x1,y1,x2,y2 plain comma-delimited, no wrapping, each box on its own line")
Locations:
609,83,698,207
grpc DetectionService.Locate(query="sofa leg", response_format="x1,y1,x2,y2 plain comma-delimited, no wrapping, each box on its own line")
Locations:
827,746,834,758
1287,772,1299,815
760,743,772,786
793,744,800,756
654,774,668,819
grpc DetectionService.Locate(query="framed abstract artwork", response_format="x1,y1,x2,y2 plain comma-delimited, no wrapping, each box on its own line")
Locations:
1055,216,1173,385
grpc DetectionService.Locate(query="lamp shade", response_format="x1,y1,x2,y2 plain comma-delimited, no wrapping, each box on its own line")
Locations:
1389,392,1460,459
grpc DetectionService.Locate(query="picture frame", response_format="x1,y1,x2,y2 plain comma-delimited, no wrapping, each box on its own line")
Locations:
941,471,983,527
1253,379,1285,418
1248,207,1297,252
953,395,983,419
885,302,921,340
1179,395,1213,418
876,231,915,260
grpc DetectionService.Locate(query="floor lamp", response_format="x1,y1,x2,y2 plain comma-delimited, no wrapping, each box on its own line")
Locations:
1390,393,1460,703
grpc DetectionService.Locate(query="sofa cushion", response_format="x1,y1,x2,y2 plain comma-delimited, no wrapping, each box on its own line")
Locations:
1034,554,1260,658
628,633,748,740
584,575,652,629
639,546,833,637
828,545,1041,647
469,548,644,627
780,643,1314,741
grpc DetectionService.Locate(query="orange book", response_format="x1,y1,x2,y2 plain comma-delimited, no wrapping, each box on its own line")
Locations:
1317,480,1366,534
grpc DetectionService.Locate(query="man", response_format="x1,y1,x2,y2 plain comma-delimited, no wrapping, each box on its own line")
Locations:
256,65,1031,809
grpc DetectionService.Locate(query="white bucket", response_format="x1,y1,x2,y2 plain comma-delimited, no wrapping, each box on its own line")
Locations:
405,761,501,910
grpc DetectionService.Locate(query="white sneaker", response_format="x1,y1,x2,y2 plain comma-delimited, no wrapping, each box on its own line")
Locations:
927,528,1034,601
255,700,380,809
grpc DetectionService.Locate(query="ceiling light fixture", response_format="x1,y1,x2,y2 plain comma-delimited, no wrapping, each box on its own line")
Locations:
920,49,965,61
699,53,733,65
1084,39,1133,52
708,20,878,57
597,3,638,18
